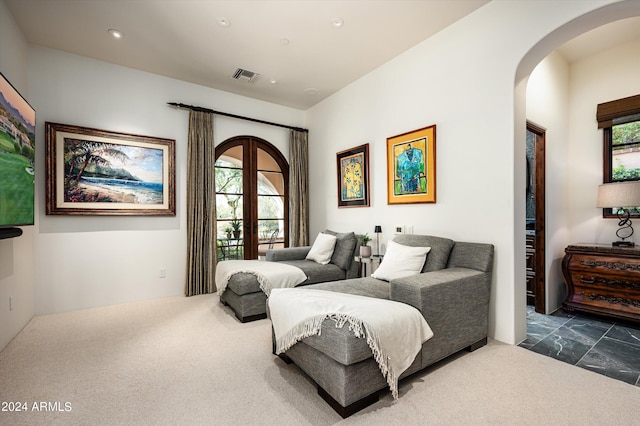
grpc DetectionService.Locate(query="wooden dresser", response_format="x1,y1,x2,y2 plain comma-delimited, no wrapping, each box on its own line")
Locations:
562,244,640,323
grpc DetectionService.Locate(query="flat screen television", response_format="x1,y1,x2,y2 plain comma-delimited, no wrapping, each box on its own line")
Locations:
0,72,35,239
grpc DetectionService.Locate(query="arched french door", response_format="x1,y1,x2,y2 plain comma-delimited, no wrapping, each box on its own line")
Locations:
214,136,289,260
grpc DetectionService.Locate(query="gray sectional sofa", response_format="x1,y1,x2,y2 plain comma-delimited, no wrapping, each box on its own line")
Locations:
219,231,361,322
270,234,494,417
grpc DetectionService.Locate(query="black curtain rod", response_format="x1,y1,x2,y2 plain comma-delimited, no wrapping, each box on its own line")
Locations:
167,102,308,133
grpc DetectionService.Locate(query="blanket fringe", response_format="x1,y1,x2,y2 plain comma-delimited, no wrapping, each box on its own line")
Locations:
275,314,400,399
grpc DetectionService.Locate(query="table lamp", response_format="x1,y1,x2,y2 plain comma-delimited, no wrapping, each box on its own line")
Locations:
374,225,382,256
596,181,640,247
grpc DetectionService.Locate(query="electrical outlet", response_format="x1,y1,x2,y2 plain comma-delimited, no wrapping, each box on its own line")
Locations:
159,268,166,278
394,225,405,234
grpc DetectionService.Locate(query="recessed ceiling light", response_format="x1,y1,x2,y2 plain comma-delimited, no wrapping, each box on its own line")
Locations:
270,79,278,85
304,88,319,96
217,17,231,27
108,29,124,39
280,38,290,45
330,17,344,28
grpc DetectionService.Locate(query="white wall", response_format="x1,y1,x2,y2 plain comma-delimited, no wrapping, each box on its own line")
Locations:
568,38,640,245
306,0,637,344
29,46,303,315
0,0,34,351
526,52,571,312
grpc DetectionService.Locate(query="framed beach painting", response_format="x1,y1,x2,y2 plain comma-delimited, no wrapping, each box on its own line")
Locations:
336,143,369,208
45,122,176,215
386,125,436,204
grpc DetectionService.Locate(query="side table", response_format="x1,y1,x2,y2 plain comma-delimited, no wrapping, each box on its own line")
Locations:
354,255,382,277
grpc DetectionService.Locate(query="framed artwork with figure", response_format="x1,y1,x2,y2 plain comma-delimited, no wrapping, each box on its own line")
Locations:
336,143,369,208
386,125,436,204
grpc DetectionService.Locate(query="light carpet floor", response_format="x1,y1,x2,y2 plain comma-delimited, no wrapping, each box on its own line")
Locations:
0,294,638,425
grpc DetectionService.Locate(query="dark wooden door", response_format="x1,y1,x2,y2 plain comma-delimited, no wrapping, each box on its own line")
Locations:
526,121,546,314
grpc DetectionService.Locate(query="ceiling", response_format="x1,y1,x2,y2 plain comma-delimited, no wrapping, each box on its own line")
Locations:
4,0,489,110
555,15,640,63
5,1,640,111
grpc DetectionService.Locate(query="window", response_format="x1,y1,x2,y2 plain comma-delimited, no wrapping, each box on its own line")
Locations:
606,121,640,181
598,94,640,217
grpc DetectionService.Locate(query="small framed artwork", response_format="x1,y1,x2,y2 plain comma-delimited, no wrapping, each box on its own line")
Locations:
386,125,436,204
336,143,370,208
45,122,176,216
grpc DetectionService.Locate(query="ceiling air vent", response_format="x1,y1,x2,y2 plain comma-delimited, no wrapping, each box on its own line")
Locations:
230,68,260,83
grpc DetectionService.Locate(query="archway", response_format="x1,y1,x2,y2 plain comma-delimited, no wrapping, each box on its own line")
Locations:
513,1,640,343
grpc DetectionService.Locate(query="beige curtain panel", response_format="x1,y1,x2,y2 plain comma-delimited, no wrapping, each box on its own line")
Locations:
185,110,217,296
289,129,310,247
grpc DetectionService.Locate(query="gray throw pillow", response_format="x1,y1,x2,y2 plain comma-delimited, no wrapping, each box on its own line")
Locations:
324,230,357,271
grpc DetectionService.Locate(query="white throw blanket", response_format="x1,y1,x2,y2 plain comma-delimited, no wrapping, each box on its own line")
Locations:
269,288,433,399
215,260,307,296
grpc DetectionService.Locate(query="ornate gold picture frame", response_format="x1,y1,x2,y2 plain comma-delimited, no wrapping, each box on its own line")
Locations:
45,122,176,216
386,125,436,204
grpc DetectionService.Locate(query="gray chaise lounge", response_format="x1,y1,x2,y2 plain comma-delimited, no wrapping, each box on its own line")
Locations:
271,234,494,417
219,231,361,322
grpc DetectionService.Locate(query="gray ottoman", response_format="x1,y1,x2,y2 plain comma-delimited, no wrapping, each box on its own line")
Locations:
219,231,361,322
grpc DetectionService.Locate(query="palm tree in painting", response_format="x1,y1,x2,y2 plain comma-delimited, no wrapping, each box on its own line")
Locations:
64,140,129,185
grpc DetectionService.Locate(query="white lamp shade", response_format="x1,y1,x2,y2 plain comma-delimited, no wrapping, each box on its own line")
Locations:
596,181,640,208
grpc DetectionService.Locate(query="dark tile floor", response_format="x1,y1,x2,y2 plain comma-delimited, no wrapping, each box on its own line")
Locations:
519,306,640,387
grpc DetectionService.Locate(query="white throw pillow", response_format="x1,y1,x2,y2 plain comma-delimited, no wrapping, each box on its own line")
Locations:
371,240,431,281
306,232,338,265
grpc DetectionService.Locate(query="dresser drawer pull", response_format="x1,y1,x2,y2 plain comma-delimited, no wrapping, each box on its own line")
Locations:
579,276,595,284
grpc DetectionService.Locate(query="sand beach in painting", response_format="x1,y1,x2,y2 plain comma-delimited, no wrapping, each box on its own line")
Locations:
73,177,163,204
